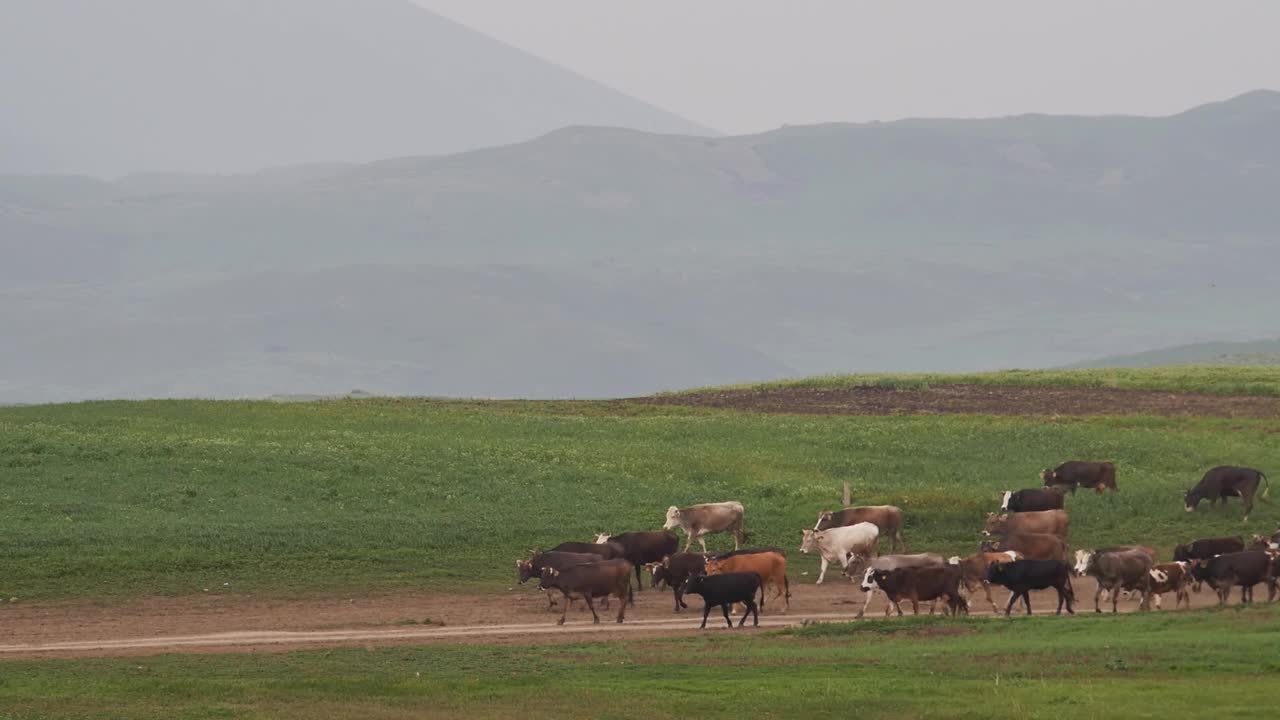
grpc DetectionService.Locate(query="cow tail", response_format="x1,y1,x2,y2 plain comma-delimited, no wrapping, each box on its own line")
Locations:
784,574,791,602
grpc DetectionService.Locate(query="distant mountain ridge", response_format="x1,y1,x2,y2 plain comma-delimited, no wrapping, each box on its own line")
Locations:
0,0,714,176
1068,339,1280,369
3,90,1279,402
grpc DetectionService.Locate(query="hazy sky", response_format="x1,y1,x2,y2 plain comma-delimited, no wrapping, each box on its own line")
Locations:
414,0,1280,134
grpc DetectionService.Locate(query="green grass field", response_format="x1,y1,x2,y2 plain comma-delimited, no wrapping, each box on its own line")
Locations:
1,380,1278,601
2,607,1279,719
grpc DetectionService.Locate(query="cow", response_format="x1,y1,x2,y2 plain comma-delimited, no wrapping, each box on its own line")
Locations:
983,509,1070,538
1080,546,1158,602
712,547,786,560
986,559,1075,616
814,505,906,551
705,551,790,611
1075,549,1153,613
1000,488,1065,513
981,532,1067,562
548,540,626,560
593,531,679,592
798,523,879,584
846,553,947,618
516,551,603,609
539,559,633,625
663,501,746,552
947,551,1021,613
865,566,967,617
1184,466,1270,522
682,573,762,629
1172,536,1245,562
645,552,708,612
1146,562,1192,610
1040,461,1118,494
1189,551,1275,605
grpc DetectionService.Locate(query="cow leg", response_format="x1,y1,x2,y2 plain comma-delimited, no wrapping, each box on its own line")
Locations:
816,557,829,584
857,588,875,619
698,535,709,554
557,592,570,625
893,597,904,617
928,598,937,616
1056,587,1065,615
616,589,627,624
910,597,920,616
739,598,759,627
721,604,733,628
1242,491,1253,522
673,588,682,612
1111,584,1120,614
1094,581,1104,613
1003,590,1018,617
1022,591,1033,616
633,564,643,593
584,595,601,624
984,583,1000,614
699,603,711,629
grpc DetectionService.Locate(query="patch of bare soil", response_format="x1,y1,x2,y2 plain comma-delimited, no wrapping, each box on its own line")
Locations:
637,385,1280,418
0,581,1228,660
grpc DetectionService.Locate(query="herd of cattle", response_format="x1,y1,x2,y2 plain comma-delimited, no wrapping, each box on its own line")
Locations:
515,462,1279,628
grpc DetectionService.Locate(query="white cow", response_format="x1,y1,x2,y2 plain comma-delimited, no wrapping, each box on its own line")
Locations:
662,501,745,553
798,522,879,584
854,553,947,618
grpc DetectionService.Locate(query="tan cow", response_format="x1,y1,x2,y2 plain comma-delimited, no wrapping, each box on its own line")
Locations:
704,551,789,611
663,501,745,553
983,510,1069,539
948,551,1022,613
814,505,906,551
799,523,879,584
981,532,1067,562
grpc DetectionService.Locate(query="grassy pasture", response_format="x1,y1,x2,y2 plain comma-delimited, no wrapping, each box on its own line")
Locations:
1,391,1279,601
2,606,1279,719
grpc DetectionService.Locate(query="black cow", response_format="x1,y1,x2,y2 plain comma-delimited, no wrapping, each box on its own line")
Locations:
1189,551,1275,604
986,559,1075,616
1001,488,1065,513
683,572,762,629
1184,466,1270,521
647,552,708,612
1172,536,1245,562
1041,461,1117,494
596,531,679,592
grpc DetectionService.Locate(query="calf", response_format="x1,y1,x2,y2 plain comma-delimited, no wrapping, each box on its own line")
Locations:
1189,551,1275,605
663,501,746,552
1146,562,1192,610
594,531,679,591
1041,461,1117,494
539,559,634,625
1184,467,1270,522
983,509,1070,538
1000,488,1065,513
517,551,602,609
947,551,1021,613
981,532,1067,562
814,505,907,551
1075,549,1153,613
986,559,1075,616
705,551,790,610
645,552,708,612
866,566,966,617
848,553,947,618
799,522,879,584
683,573,761,629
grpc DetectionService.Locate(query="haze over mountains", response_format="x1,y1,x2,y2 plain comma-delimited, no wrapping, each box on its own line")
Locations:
0,0,712,176
4,87,1279,403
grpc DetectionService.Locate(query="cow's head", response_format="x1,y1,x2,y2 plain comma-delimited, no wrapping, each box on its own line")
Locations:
1183,489,1203,512
663,506,682,530
855,566,877,592
703,558,725,575
1039,468,1054,482
978,539,999,553
516,559,537,584
1072,550,1094,577
981,512,1007,536
646,562,668,588
682,574,707,595
799,529,818,553
593,533,611,544
814,510,834,531
999,491,1012,511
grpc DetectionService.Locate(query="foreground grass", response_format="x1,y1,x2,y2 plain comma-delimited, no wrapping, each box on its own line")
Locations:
2,606,1278,719
1,392,1279,601
672,365,1280,397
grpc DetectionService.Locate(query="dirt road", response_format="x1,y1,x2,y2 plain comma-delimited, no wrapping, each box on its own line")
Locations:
0,581,1226,659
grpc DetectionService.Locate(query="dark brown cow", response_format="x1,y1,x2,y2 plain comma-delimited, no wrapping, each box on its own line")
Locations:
813,505,906,552
594,531,679,591
517,551,602,608
866,565,967,616
1041,461,1117,494
1000,488,1065,512
981,532,1067,562
548,540,626,560
1077,549,1153,613
1189,551,1275,604
1184,466,1270,522
983,509,1069,538
1146,562,1192,610
539,559,633,625
645,552,708,612
948,551,1021,613
1172,536,1244,562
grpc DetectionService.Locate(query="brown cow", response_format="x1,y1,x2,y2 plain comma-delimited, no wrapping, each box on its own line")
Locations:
517,551,602,609
948,551,1022,613
981,532,1067,562
645,552,708,612
1041,461,1117,494
1146,562,1192,610
1076,549,1153,613
705,551,790,611
1184,467,1270,522
539,560,633,625
594,531,679,592
663,502,746,552
814,505,906,552
983,509,1069,538
866,566,967,616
